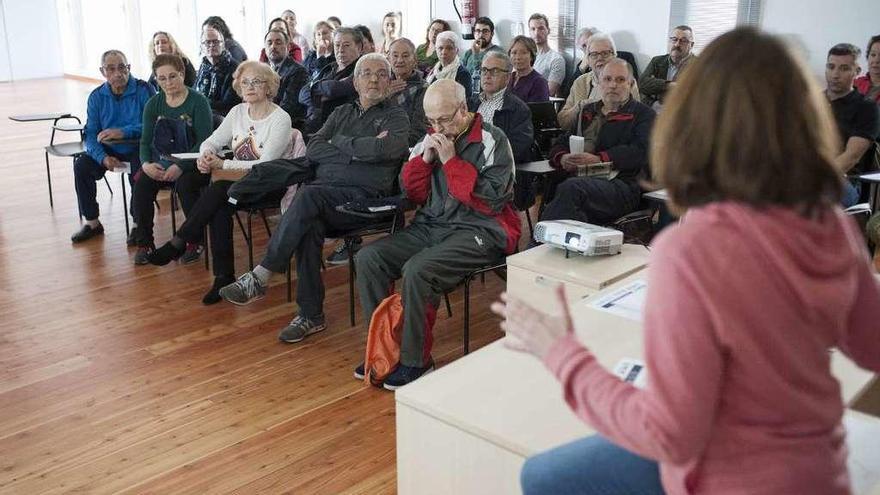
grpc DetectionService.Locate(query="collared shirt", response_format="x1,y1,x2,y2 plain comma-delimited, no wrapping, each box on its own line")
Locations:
477,88,506,124
666,53,694,82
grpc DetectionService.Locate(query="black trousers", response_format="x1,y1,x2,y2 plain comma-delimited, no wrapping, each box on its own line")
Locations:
539,176,641,225
131,169,210,247
261,184,376,319
73,151,140,221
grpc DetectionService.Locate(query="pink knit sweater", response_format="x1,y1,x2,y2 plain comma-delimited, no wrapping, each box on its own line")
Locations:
544,202,880,494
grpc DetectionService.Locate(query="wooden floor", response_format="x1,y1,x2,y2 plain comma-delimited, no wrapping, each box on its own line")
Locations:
0,78,507,494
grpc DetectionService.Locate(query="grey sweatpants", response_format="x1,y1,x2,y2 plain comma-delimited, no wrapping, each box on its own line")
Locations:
356,223,504,367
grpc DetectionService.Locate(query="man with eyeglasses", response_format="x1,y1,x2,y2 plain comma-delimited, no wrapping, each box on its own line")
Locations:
353,79,520,389
640,25,696,108
264,28,309,129
71,49,155,244
218,53,410,344
461,16,504,96
537,59,655,236
195,27,241,124
558,32,642,130
302,27,364,134
528,13,565,97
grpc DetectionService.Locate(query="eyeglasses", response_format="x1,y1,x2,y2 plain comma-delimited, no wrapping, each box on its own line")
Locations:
479,67,510,76
474,27,492,35
101,64,131,74
156,72,181,84
240,79,267,88
669,37,692,45
587,50,614,60
358,70,389,80
202,39,222,46
425,110,459,128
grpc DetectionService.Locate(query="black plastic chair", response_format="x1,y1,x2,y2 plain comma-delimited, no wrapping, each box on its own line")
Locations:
45,116,112,210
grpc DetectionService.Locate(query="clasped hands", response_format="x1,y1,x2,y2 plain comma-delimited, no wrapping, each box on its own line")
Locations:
560,152,602,172
421,133,456,165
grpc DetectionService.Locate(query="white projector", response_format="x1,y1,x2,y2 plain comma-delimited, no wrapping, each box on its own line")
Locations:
533,220,623,256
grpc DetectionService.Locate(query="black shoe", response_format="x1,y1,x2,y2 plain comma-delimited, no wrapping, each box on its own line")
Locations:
71,223,104,243
383,359,434,390
202,275,235,305
134,244,155,265
181,243,204,264
126,226,139,247
354,362,365,380
148,241,186,266
326,237,363,265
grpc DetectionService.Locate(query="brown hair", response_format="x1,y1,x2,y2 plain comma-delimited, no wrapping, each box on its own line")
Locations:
425,19,451,45
528,13,550,30
650,27,842,215
152,53,185,74
509,35,537,66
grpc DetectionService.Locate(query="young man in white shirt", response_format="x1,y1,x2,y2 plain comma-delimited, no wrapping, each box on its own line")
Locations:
529,13,565,97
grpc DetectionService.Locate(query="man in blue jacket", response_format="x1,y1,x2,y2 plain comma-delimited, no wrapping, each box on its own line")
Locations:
71,50,154,243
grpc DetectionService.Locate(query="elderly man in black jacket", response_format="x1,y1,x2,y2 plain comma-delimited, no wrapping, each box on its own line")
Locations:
539,58,655,227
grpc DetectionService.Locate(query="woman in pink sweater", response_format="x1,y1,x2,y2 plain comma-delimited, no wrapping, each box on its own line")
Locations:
494,28,880,495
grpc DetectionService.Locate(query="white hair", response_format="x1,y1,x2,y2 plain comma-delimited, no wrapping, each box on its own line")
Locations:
354,52,392,76
576,27,600,41
435,31,459,49
587,32,617,55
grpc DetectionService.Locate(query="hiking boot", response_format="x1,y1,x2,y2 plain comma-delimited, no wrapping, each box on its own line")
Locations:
326,237,362,265
148,241,185,266
354,362,366,380
133,245,155,265
383,360,434,391
219,271,266,305
71,223,104,243
278,314,326,343
181,243,204,264
202,275,235,305
126,226,139,246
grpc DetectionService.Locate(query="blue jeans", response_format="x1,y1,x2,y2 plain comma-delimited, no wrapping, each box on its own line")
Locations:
842,179,862,208
521,435,665,495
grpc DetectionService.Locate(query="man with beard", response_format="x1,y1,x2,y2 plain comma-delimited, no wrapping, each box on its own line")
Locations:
639,26,697,108
460,17,504,96
264,28,308,128
528,13,565,97
302,27,364,134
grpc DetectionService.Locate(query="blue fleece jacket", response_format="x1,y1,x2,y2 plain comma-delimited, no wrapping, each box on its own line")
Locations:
84,77,155,164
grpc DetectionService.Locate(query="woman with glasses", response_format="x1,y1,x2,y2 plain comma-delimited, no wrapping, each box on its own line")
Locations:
147,61,304,306
506,35,550,103
146,31,196,92
131,54,213,265
195,26,241,123
258,17,303,63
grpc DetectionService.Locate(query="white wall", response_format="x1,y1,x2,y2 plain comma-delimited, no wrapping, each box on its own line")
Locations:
761,0,878,77
0,4,11,81
2,0,64,80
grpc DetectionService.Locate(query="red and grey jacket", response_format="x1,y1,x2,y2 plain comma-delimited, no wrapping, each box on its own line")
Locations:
401,113,522,254
549,98,656,183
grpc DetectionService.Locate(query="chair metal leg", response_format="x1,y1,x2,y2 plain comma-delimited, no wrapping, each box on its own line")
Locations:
104,175,113,195
121,174,130,238
170,189,178,236
525,209,533,237
286,258,292,303
444,293,452,318
45,152,53,208
347,237,356,327
203,225,210,271
463,277,471,355
260,209,272,236
247,212,254,270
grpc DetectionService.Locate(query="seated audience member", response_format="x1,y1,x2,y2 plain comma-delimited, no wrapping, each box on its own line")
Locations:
70,50,155,244
195,26,241,121
379,11,403,55
327,16,342,30
354,79,520,389
303,21,335,79
497,28,880,495
855,35,880,103
354,25,376,54
558,33,642,129
302,27,363,134
259,17,303,63
426,31,473,96
563,27,639,99
461,16,504,95
826,43,880,206
203,16,247,63
130,54,213,264
538,59,655,228
218,54,410,343
282,10,312,60
416,19,451,74
148,60,302,304
147,31,196,92
387,38,429,146
640,25,697,108
264,28,309,128
528,13,565,97
507,35,551,103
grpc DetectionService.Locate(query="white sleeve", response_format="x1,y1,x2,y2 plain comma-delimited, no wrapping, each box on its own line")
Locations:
199,104,239,155
222,107,293,170
549,53,566,85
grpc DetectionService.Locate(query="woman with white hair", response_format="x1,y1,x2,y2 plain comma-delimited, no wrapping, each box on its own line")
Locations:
425,31,472,95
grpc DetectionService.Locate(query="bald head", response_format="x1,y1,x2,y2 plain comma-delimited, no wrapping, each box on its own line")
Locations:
424,80,469,137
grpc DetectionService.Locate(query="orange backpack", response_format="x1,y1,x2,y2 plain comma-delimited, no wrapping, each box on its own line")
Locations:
363,293,404,386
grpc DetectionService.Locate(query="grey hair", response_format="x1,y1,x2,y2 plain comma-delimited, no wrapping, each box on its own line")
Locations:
599,57,633,79
101,49,128,65
483,50,512,72
389,37,416,53
334,26,364,48
576,27,600,41
587,32,617,55
435,31,459,49
354,52,392,76
671,25,695,44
